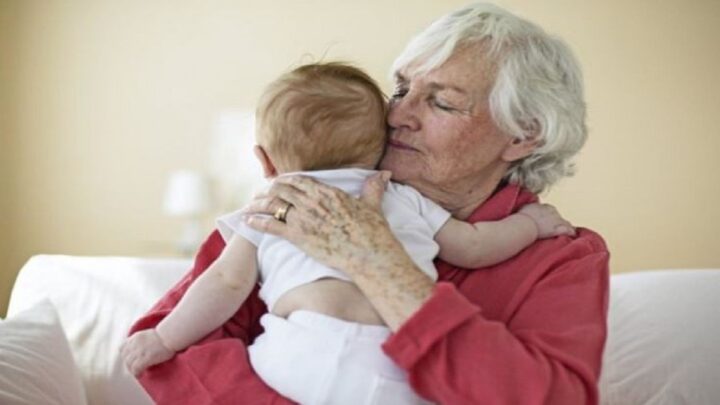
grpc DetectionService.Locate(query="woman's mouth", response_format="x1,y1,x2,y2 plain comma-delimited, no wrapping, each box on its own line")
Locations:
387,139,418,151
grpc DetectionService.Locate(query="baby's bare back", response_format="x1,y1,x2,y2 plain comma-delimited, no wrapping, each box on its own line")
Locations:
272,279,385,326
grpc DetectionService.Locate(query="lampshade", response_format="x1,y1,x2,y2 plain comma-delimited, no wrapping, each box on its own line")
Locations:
163,170,212,217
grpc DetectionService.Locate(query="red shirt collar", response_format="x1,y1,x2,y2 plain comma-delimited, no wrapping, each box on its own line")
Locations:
466,183,539,223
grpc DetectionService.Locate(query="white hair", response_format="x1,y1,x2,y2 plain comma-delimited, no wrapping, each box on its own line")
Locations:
392,3,587,193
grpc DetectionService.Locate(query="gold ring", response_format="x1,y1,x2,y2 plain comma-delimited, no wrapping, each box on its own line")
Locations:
273,202,292,223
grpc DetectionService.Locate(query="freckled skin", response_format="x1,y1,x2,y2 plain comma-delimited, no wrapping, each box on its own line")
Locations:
381,47,513,219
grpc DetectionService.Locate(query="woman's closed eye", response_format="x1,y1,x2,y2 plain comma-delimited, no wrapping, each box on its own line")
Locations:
430,96,456,112
391,87,464,114
391,87,408,100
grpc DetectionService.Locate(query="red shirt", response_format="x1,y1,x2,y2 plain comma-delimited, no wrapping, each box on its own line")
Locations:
130,184,609,405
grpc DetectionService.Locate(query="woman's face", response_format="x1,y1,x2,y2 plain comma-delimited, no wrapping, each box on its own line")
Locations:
380,47,513,203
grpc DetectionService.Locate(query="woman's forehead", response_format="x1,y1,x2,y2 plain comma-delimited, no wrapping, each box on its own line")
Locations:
396,57,493,100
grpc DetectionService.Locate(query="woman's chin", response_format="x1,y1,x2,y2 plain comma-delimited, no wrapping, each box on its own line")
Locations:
379,162,403,181
385,168,413,184
380,153,411,177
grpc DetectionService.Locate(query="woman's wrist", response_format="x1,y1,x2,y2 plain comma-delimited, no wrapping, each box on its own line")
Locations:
350,240,435,331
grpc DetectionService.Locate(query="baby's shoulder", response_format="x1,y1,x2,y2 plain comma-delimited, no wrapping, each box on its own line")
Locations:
385,181,425,203
381,181,425,215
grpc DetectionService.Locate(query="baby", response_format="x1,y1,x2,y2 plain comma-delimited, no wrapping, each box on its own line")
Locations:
122,62,572,404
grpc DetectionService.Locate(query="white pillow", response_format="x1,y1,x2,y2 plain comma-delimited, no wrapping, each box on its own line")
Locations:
600,269,720,405
8,255,189,405
0,300,87,405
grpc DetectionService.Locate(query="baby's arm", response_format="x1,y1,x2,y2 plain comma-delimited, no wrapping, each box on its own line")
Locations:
120,234,257,376
436,203,574,268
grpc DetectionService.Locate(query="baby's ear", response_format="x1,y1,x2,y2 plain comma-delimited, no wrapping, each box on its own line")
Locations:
253,145,277,178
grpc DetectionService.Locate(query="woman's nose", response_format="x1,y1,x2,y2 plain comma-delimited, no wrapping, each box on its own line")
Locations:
387,95,421,132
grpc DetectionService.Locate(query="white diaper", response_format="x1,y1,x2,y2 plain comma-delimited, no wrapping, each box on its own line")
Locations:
248,311,433,405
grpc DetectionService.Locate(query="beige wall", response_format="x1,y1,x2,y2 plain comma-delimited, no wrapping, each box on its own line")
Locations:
545,0,720,274
2,0,719,316
1,1,18,317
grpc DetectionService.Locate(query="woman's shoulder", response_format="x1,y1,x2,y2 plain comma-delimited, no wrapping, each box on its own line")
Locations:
528,226,610,277
570,227,609,256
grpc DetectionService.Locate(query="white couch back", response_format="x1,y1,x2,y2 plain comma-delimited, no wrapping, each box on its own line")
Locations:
8,256,720,404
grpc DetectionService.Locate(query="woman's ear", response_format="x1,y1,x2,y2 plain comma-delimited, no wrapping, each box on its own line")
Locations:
253,145,278,178
501,135,540,163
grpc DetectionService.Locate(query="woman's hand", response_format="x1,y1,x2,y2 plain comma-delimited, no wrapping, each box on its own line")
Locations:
242,170,436,330
241,171,404,276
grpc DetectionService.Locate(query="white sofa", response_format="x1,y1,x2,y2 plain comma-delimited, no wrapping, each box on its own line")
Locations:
2,255,719,404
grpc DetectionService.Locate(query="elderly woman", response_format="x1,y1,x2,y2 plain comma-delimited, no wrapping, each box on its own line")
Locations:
130,3,608,404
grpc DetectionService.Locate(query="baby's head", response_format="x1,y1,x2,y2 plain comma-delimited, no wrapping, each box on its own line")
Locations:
254,62,387,176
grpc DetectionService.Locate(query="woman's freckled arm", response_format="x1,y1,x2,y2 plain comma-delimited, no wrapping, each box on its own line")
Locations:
345,236,435,331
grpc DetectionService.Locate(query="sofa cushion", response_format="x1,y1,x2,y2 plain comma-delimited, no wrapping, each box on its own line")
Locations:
600,269,720,404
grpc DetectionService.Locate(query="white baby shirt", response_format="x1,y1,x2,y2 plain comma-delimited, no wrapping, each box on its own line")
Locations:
216,168,451,312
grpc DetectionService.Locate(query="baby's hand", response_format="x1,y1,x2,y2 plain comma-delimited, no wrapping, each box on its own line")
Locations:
518,203,576,239
119,329,175,377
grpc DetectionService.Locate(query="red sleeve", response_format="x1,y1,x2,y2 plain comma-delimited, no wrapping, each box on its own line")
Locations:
382,236,610,405
128,230,294,405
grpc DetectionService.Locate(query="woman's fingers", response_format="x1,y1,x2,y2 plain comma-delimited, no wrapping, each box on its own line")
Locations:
262,182,304,206
242,172,404,277
361,171,390,211
245,179,329,216
241,196,288,216
241,175,336,240
246,213,290,238
243,172,393,248
274,175,351,207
